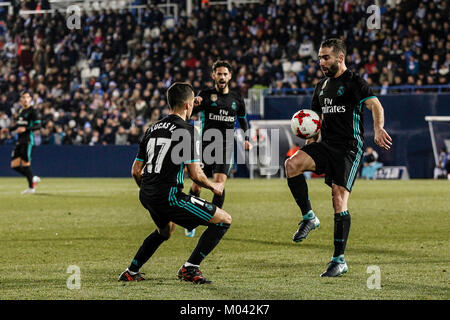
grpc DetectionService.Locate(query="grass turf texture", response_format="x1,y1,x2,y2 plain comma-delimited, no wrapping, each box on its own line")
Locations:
0,177,448,300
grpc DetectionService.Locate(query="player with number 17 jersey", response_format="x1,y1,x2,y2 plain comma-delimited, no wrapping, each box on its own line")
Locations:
135,112,219,232
136,114,200,199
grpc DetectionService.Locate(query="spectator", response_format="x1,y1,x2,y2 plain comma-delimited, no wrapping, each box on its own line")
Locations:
361,147,383,180
0,0,447,145
89,130,101,146
127,126,141,145
433,147,448,179
406,56,419,75
100,126,115,145
115,126,128,145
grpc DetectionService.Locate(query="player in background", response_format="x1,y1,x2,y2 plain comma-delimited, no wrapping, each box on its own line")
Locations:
10,90,41,195
185,60,251,237
118,82,232,284
285,39,392,277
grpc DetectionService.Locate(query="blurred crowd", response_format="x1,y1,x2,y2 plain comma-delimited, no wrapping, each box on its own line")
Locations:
0,0,448,145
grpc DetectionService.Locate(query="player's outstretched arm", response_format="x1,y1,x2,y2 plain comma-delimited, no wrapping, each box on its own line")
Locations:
364,97,393,151
131,159,145,187
186,162,224,196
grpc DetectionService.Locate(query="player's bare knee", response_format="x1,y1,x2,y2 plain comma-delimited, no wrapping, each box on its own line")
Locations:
285,158,304,176
213,173,227,183
11,159,19,168
191,183,202,193
214,208,232,225
332,194,346,212
222,212,232,225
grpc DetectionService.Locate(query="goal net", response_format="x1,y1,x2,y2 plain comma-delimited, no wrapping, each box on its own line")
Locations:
425,116,450,164
425,116,450,178
248,120,308,179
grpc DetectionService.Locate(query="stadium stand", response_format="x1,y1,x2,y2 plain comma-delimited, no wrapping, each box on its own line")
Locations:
0,0,448,146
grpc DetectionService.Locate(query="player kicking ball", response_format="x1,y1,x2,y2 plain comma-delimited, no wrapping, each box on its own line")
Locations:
119,82,232,284
285,39,392,277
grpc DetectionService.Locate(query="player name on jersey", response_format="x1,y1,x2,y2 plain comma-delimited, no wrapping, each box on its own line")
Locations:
151,121,177,133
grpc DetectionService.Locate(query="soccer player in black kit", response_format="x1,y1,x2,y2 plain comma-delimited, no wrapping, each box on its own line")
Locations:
118,82,232,284
184,60,251,237
285,39,392,277
10,90,41,195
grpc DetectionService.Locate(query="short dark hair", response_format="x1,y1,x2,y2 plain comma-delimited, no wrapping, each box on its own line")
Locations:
166,82,194,110
212,60,233,73
320,38,347,57
20,89,32,96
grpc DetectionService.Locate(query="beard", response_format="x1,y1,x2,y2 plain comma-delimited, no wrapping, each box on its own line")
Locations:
321,62,339,78
215,79,229,92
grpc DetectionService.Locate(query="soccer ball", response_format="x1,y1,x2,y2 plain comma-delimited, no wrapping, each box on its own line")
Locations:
290,109,321,139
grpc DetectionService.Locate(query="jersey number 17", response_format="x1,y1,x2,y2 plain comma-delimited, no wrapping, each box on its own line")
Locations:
146,137,171,173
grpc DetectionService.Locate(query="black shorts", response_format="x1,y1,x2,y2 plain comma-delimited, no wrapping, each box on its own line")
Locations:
201,147,234,177
301,141,363,192
11,142,33,162
139,187,217,230
202,161,234,177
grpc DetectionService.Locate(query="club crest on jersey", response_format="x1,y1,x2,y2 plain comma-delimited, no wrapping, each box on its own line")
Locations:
231,101,237,111
337,86,345,96
210,94,218,102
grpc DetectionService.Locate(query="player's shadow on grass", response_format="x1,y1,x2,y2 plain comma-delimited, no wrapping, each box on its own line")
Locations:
1,236,120,242
33,193,109,199
225,237,411,257
225,236,300,248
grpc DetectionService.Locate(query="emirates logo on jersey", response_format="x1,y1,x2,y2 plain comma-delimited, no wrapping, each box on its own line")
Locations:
322,98,346,113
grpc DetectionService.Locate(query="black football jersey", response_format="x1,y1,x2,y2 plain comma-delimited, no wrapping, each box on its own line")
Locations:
14,107,41,144
311,69,375,149
136,114,200,194
195,87,247,148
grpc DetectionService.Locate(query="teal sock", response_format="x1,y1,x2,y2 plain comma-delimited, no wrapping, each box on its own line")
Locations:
302,210,316,220
333,211,351,258
332,254,345,264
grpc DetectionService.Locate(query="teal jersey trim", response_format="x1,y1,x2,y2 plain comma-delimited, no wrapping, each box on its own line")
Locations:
184,159,201,164
200,111,205,136
177,163,184,185
168,187,176,206
168,187,212,222
180,200,212,221
359,95,376,105
238,114,247,119
27,124,35,161
347,105,364,191
27,141,33,161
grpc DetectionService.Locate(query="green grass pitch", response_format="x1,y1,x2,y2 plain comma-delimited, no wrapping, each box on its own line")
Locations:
0,177,448,300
